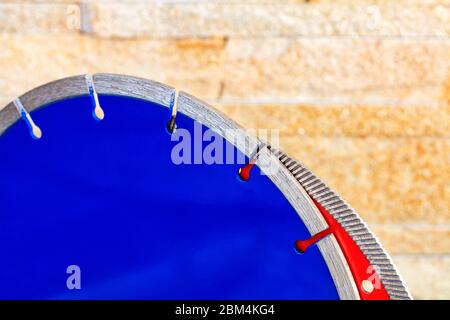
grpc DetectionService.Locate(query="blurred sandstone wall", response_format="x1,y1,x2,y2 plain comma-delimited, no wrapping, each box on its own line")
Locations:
0,0,449,299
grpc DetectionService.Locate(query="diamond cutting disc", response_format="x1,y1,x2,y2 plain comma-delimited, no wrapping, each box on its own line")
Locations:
0,74,411,300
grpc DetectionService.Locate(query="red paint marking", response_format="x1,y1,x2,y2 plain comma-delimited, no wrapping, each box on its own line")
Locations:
238,162,255,181
311,199,390,300
295,227,333,253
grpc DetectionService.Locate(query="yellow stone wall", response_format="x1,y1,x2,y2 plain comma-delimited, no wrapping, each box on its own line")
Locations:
0,0,449,299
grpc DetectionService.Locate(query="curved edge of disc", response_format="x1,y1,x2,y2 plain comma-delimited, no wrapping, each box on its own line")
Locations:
0,73,175,136
93,73,175,108
273,148,412,300
0,74,360,300
0,75,88,135
177,91,360,300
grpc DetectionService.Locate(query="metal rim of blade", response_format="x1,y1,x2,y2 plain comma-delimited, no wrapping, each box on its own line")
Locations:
0,73,411,300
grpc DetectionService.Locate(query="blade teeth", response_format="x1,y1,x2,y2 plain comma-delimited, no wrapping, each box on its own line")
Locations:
359,246,383,252
274,151,412,300
290,164,302,174
356,240,380,248
385,286,408,294
383,281,405,287
380,279,397,285
340,219,362,227
293,168,307,178
297,172,312,183
333,208,353,218
355,239,378,247
369,260,394,266
377,262,396,269
387,291,410,299
379,273,401,279
391,295,411,300
306,182,326,193
347,227,366,234
311,187,330,197
291,167,305,176
300,175,316,185
304,179,321,190
348,229,371,237
284,157,295,166
390,295,411,300
322,197,341,206
328,203,347,211
380,271,400,278
367,254,389,260
379,272,400,281
336,214,358,223
351,235,374,242
341,221,365,229
384,287,410,295
316,192,334,201
330,206,355,216
348,226,369,234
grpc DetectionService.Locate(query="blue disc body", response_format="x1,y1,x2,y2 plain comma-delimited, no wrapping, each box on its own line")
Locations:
0,95,338,299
